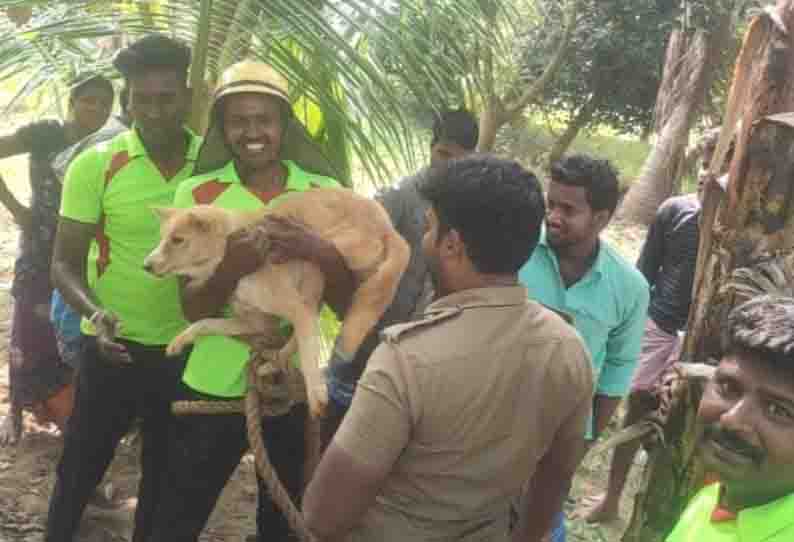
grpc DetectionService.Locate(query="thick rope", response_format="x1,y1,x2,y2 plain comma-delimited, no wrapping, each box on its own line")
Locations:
171,348,317,542
246,355,315,542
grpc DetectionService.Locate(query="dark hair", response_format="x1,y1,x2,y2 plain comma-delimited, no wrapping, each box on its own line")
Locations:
724,295,794,366
419,154,545,274
113,34,191,85
431,109,479,151
69,74,114,103
550,154,620,215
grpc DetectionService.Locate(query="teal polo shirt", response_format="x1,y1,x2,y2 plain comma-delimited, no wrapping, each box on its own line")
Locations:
519,230,649,402
666,483,794,542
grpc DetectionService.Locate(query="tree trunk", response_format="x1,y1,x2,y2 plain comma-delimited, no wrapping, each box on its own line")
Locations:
547,97,596,165
617,14,731,225
625,4,794,541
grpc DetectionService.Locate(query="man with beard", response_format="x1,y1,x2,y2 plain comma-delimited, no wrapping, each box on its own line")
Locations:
45,35,201,542
303,155,594,542
665,295,794,541
517,154,649,542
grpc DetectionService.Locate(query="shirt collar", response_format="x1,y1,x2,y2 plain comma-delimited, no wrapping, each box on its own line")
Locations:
708,483,794,541
213,159,309,191
127,125,201,161
425,286,531,313
537,226,606,281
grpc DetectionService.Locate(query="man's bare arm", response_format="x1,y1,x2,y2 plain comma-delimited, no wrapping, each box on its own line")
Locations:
303,442,390,540
52,217,104,319
591,394,622,441
52,217,130,364
514,391,590,542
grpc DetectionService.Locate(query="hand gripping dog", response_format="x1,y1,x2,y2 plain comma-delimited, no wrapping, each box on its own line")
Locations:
144,187,410,418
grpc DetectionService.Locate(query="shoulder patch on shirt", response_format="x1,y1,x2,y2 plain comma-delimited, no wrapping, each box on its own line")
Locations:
381,307,462,343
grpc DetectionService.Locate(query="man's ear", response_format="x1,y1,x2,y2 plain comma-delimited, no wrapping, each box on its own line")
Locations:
444,228,466,259
594,209,611,232
151,206,178,223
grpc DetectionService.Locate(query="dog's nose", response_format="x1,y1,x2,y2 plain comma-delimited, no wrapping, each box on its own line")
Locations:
143,261,154,273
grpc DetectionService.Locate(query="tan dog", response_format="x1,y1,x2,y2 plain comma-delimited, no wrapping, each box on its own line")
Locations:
144,188,410,418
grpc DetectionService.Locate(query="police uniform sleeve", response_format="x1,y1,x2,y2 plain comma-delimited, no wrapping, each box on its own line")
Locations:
551,334,595,444
333,340,415,468
60,147,105,224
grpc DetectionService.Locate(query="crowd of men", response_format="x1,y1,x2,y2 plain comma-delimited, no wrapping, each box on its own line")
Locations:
1,32,793,542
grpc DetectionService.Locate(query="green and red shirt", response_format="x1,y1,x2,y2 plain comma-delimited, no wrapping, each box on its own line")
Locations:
59,127,202,345
666,483,794,542
174,159,340,397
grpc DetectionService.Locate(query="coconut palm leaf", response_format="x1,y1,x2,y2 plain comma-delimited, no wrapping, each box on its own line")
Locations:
0,0,511,188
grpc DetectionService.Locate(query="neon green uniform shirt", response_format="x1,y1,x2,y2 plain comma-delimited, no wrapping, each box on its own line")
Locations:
666,483,794,542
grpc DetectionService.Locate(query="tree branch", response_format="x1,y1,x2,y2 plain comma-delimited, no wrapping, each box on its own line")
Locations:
503,0,578,119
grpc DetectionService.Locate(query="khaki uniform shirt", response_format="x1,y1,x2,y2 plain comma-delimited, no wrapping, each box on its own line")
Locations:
334,286,594,542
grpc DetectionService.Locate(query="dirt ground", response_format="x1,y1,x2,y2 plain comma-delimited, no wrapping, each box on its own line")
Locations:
0,148,651,542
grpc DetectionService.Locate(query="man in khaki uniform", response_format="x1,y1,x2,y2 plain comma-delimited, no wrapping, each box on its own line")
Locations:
303,155,594,542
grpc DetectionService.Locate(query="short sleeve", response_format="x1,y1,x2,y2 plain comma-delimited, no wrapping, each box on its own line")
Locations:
598,279,650,396
333,342,413,468
15,119,66,156
173,178,198,209
59,147,105,224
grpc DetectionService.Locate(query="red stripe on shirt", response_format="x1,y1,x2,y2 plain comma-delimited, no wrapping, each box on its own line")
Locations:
193,180,228,204
96,151,131,277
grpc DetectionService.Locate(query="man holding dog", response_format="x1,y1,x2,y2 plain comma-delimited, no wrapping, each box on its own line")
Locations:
146,60,351,542
46,35,202,542
303,155,594,542
665,295,794,541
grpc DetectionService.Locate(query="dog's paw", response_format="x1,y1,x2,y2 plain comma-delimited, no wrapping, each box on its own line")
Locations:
308,385,329,419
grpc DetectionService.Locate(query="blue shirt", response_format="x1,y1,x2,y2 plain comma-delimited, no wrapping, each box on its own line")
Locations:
519,231,649,400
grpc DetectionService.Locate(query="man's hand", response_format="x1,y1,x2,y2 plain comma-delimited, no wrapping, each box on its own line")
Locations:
256,215,356,318
93,310,132,366
260,215,331,265
220,228,268,281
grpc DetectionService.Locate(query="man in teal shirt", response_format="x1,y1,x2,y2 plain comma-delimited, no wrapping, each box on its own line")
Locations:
665,295,794,542
518,154,649,542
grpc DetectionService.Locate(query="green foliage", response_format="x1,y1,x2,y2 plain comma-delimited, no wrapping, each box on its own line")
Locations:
0,0,487,187
531,0,677,137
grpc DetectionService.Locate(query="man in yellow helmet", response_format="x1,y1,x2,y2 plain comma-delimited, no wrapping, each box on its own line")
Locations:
147,60,352,542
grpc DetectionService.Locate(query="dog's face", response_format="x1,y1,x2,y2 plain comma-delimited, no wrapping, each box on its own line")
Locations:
144,206,233,285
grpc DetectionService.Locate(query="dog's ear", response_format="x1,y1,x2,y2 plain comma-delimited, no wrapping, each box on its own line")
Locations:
151,206,178,222
187,211,213,234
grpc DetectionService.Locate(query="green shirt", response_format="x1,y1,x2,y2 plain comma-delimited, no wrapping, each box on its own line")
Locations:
174,160,340,397
60,127,202,345
666,483,794,542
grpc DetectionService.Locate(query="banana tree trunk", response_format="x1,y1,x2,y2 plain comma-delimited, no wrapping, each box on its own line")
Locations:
624,4,794,541
618,15,730,225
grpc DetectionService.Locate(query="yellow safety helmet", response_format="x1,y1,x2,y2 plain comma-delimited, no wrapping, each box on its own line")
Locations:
195,60,340,179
